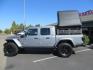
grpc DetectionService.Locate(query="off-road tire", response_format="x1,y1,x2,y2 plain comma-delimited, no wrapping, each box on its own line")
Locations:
4,42,18,57
57,43,73,58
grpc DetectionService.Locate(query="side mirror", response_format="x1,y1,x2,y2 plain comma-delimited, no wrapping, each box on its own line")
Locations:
20,34,25,38
17,32,26,38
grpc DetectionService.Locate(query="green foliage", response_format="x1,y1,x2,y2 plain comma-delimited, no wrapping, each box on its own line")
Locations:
0,29,3,33
4,29,11,34
3,21,32,34
11,21,20,34
10,21,26,34
83,34,90,45
26,24,32,29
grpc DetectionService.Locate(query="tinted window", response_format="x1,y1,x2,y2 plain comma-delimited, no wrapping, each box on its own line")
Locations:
41,28,50,35
27,29,38,35
57,29,82,35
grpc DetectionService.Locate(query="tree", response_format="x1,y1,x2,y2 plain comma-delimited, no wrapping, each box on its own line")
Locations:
19,23,26,30
35,24,40,27
11,21,17,33
4,29,11,34
26,24,32,29
0,29,3,33
10,21,25,34
5,21,32,34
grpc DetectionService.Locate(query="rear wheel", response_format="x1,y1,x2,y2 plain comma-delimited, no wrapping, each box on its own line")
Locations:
57,43,73,58
4,42,18,57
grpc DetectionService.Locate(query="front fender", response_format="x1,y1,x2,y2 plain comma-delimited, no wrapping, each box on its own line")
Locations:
6,39,22,48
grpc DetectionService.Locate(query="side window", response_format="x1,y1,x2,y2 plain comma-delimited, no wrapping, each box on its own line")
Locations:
40,28,50,35
57,29,82,35
27,29,38,35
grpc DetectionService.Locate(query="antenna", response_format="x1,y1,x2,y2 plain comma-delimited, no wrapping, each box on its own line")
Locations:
23,0,26,30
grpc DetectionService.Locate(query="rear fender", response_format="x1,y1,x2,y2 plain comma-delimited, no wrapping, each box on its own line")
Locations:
56,40,75,48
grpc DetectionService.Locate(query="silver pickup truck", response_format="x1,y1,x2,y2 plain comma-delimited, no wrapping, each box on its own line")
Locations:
4,26,83,58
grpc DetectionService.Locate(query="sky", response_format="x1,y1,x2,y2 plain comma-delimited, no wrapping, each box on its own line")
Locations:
0,0,93,30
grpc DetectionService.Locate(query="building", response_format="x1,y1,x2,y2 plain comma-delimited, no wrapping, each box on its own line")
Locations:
80,10,93,43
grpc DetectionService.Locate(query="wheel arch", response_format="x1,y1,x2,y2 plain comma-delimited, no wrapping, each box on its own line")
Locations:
6,39,22,48
56,40,75,48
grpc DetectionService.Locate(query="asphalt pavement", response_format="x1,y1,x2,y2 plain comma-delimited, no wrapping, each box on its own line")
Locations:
0,35,8,70
5,47,93,70
1,35,93,70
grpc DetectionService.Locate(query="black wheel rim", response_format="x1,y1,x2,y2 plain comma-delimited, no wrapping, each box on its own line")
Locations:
5,45,15,55
60,46,71,56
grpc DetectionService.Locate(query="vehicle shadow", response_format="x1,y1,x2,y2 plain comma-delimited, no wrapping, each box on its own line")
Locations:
19,48,53,54
5,64,15,70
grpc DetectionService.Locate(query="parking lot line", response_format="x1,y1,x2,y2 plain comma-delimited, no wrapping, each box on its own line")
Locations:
32,49,91,63
76,49,91,53
33,56,57,63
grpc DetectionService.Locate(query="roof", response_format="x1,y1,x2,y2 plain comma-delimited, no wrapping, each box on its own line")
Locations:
80,10,93,22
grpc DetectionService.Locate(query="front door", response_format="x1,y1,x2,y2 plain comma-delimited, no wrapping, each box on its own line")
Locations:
20,28,40,47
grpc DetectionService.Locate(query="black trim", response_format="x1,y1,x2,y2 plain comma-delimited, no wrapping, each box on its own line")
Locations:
22,47,55,49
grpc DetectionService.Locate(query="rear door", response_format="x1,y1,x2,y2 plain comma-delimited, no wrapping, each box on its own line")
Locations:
39,27,55,48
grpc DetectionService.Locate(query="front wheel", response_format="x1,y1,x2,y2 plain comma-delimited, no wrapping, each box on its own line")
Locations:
4,42,18,57
57,43,73,58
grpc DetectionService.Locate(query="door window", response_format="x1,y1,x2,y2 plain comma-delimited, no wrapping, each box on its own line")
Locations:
27,29,38,35
40,28,50,35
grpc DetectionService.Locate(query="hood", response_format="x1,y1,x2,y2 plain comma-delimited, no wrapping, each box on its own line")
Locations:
17,31,25,35
6,35,20,40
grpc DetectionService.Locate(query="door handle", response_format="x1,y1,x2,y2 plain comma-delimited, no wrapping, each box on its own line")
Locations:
34,38,38,39
46,37,50,39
